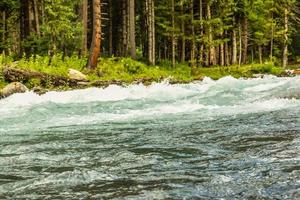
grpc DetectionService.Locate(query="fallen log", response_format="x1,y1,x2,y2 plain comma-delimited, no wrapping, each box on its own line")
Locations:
3,67,81,88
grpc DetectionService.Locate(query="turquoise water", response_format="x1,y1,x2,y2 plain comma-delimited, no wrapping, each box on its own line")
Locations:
0,76,300,199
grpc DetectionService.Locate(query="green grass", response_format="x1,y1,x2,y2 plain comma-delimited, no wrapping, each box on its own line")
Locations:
0,65,6,89
0,54,288,90
13,54,87,77
95,58,194,83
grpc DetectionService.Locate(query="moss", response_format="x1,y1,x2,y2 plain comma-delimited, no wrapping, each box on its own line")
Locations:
25,78,41,88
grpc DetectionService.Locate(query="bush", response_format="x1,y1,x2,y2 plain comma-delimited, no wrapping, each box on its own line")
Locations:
251,64,273,73
122,57,145,74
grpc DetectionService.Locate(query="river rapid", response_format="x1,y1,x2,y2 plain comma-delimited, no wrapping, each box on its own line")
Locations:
0,76,299,199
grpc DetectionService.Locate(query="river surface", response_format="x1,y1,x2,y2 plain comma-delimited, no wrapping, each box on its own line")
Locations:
0,76,300,199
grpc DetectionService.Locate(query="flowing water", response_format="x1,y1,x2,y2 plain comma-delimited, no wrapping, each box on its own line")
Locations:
0,76,300,199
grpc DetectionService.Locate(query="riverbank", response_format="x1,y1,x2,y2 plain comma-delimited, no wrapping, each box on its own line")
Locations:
0,55,294,92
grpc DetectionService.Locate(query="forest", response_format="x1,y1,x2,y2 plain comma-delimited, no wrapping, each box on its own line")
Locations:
1,1,300,199
0,0,300,89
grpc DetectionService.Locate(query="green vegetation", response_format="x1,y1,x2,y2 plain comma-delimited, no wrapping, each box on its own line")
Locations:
0,72,6,89
0,54,287,90
195,63,285,80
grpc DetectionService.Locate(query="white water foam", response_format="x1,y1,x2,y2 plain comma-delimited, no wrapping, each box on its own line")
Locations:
0,76,299,126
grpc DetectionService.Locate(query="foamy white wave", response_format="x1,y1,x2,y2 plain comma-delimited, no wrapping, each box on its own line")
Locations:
11,97,295,130
0,76,299,125
244,80,289,92
0,82,195,108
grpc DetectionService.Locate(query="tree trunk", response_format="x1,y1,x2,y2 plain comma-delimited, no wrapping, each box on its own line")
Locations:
2,11,5,56
258,45,263,64
207,2,216,66
220,32,224,66
41,0,45,25
220,45,224,66
32,0,40,36
82,0,88,56
238,23,242,67
164,38,167,60
199,0,204,66
171,0,176,68
129,0,136,59
146,0,155,65
190,0,196,67
180,3,185,63
283,8,288,68
108,0,113,56
140,2,147,58
224,30,229,66
87,0,102,69
232,18,237,65
20,0,31,56
122,0,128,56
242,17,248,64
126,0,130,55
3,67,82,88
270,12,274,60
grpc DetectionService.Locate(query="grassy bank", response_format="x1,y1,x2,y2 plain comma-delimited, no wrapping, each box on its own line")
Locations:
0,54,287,90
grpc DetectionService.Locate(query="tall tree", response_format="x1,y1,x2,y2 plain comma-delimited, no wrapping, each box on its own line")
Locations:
171,0,176,67
207,1,216,65
32,0,40,37
241,17,248,64
190,0,196,67
180,1,185,63
87,0,102,69
2,11,6,56
129,0,136,59
20,0,31,56
232,17,237,65
82,0,88,56
283,7,289,68
199,0,204,66
146,0,155,65
108,0,113,56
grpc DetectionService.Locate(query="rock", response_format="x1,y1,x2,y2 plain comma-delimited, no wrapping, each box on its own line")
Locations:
193,76,204,81
90,79,124,88
0,82,28,99
32,86,48,95
77,82,90,86
253,74,264,78
68,69,88,82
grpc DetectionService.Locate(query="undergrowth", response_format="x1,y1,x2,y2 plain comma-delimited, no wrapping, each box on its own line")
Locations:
0,54,288,89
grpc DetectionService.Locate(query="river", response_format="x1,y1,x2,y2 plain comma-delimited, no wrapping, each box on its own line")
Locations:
0,76,299,199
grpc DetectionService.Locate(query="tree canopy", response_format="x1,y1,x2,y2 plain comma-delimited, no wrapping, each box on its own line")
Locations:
0,0,299,68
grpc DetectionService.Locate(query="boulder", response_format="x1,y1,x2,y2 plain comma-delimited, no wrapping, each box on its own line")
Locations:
0,82,28,99
253,74,264,78
68,69,88,82
32,86,48,95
